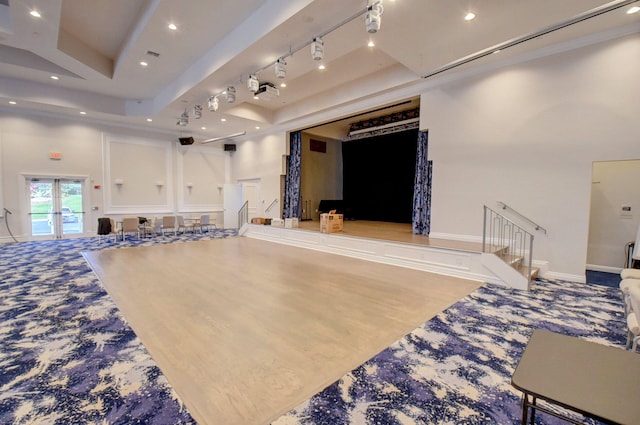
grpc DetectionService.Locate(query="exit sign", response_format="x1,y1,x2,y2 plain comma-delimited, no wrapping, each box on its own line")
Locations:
49,152,62,160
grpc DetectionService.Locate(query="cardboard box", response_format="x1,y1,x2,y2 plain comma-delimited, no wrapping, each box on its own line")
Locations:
285,218,299,228
271,218,284,227
320,213,343,233
251,217,265,224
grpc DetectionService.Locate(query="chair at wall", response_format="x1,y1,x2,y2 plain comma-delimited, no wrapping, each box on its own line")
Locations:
199,214,216,232
97,217,118,242
161,215,177,236
176,215,196,233
621,269,640,280
142,217,161,237
621,279,640,315
626,285,640,352
121,217,140,240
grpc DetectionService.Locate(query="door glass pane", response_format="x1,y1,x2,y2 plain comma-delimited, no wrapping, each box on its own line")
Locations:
61,181,83,235
30,181,53,236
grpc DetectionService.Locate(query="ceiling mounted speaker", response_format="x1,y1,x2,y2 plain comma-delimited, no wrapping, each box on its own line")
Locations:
179,137,194,145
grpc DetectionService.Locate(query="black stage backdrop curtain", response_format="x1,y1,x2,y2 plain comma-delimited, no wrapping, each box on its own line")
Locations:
342,129,418,223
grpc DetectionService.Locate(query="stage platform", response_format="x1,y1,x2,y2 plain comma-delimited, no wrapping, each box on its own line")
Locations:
241,220,528,290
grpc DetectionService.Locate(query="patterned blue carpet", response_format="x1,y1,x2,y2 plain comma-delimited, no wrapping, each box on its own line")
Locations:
0,230,235,425
0,231,627,425
273,279,626,425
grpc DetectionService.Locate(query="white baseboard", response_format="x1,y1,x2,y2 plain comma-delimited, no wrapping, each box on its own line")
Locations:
586,264,622,274
541,271,586,284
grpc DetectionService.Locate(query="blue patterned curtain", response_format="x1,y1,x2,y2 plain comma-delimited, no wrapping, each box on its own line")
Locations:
412,131,432,235
283,131,302,218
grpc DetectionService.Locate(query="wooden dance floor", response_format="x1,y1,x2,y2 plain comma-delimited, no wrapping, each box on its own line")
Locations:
85,236,481,425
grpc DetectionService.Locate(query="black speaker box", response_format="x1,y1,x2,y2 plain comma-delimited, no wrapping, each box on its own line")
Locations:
179,137,194,145
224,144,236,151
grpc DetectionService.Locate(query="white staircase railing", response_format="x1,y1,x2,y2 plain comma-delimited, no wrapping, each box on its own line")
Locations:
238,201,249,228
483,205,535,283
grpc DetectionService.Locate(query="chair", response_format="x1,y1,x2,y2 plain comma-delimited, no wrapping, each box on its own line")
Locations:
620,269,640,280
161,215,176,236
620,279,640,316
121,217,140,240
176,215,196,233
97,217,118,242
142,217,161,237
626,285,640,352
199,214,216,232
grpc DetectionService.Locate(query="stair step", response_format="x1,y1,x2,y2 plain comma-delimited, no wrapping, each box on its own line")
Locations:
498,253,523,267
502,254,539,280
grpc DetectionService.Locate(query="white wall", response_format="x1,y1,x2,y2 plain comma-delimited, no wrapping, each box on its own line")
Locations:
423,34,640,281
588,160,640,271
0,112,228,240
231,132,287,218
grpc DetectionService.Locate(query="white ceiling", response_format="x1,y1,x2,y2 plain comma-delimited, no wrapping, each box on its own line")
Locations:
0,0,638,142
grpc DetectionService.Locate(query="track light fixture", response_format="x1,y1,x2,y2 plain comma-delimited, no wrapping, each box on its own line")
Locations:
177,109,189,126
275,58,287,79
247,74,259,92
193,104,203,119
208,96,219,111
226,86,236,103
310,37,324,61
366,0,383,33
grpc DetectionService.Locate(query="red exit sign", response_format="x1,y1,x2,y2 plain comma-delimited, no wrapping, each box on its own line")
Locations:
49,152,62,160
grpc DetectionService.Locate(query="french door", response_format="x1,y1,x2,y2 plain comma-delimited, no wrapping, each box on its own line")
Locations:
29,178,84,238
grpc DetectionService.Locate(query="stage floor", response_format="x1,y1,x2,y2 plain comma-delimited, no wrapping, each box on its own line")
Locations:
296,219,485,252
85,237,481,425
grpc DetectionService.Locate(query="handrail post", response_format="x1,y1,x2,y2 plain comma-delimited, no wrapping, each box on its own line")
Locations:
528,235,534,287
482,206,487,253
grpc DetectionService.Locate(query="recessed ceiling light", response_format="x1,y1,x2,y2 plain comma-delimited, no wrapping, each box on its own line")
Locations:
628,6,640,14
464,12,476,21
221,118,227,122
253,95,259,100
29,10,41,18
140,61,148,67
368,40,375,47
79,111,87,115
168,23,177,30
50,75,59,80
255,126,260,130
280,82,287,88
318,64,326,70
146,118,153,122
9,101,17,105
201,126,207,130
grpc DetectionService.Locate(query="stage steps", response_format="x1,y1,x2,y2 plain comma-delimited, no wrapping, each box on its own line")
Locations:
241,224,531,290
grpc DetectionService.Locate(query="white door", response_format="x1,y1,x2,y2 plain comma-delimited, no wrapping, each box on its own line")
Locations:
28,178,85,239
223,183,243,228
241,180,261,221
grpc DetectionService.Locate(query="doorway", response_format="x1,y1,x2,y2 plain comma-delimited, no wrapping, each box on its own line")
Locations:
587,160,640,272
240,179,261,221
29,178,85,238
